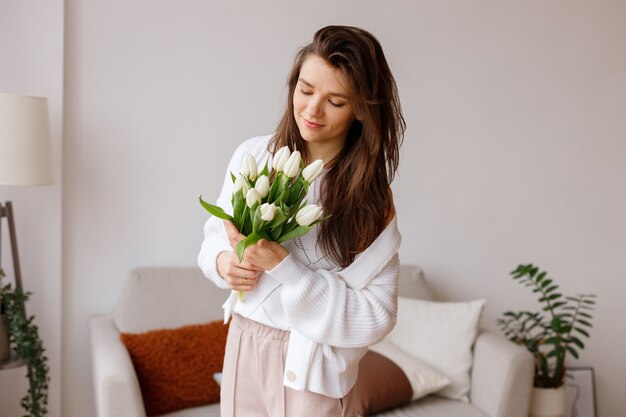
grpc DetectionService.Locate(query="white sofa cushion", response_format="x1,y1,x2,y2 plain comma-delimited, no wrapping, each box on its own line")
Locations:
384,297,486,402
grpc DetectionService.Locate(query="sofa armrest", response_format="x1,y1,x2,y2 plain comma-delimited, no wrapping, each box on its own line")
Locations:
89,315,147,417
470,331,534,417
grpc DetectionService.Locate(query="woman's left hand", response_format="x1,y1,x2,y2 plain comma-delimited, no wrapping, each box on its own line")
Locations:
223,220,289,271
243,239,289,271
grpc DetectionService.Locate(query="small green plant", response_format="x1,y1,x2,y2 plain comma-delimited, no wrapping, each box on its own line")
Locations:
497,263,595,388
0,268,50,417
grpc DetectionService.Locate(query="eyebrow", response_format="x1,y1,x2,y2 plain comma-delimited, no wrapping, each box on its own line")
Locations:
298,78,349,99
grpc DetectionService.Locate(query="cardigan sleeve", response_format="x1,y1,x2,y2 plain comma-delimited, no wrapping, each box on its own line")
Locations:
197,135,272,289
267,250,400,349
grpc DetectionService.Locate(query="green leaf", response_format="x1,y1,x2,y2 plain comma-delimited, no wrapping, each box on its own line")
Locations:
546,350,560,358
576,319,593,327
241,206,252,235
574,327,590,337
251,206,263,233
269,224,284,241
243,210,253,233
559,324,572,333
544,285,559,294
235,232,265,262
267,206,288,231
199,196,234,221
259,159,270,177
230,171,236,183
277,225,312,243
0,279,49,416
537,272,547,283
566,346,579,359
544,337,560,345
569,336,585,349
232,189,246,230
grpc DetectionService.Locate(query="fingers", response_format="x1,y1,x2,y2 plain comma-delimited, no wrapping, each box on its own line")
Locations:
227,275,257,291
242,239,289,271
217,251,262,292
230,264,262,279
223,220,245,249
238,259,264,271
226,273,259,292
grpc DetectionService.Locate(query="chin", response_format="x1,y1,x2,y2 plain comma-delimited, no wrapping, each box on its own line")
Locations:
296,126,319,143
299,132,325,144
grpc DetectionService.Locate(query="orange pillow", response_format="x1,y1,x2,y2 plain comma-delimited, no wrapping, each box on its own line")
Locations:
120,320,229,416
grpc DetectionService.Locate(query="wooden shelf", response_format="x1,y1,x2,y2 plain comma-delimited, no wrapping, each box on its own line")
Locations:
0,351,27,371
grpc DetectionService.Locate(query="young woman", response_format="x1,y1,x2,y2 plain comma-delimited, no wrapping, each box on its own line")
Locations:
198,25,405,417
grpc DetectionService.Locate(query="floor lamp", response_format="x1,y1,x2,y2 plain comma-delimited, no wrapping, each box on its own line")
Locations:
0,92,54,363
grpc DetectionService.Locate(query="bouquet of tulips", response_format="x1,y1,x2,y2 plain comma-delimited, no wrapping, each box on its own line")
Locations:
199,146,325,265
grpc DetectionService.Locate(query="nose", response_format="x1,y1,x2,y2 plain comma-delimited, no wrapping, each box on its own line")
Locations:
305,95,323,117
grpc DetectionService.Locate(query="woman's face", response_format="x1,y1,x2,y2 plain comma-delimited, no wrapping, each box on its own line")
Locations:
293,55,356,158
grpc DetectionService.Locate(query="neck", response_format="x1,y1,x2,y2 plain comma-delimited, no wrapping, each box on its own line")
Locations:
306,141,344,165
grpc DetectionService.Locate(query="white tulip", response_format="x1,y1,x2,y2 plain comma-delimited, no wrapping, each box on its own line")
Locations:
302,159,324,183
234,174,250,196
240,154,258,180
246,188,262,208
272,146,291,172
283,151,302,178
296,204,323,227
259,203,276,221
254,175,270,198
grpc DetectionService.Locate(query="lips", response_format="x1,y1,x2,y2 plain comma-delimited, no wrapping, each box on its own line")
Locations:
302,117,323,129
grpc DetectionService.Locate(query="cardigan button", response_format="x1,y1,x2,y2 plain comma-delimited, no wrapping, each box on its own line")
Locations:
286,370,296,382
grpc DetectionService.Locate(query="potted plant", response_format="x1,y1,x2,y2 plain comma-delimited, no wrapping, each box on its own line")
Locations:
0,268,50,417
497,263,595,417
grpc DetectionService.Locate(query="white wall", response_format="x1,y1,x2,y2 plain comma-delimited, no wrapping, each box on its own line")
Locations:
0,1,64,416
58,1,624,417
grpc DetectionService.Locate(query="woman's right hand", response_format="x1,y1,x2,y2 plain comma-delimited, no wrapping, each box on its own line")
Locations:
216,250,263,292
217,220,263,291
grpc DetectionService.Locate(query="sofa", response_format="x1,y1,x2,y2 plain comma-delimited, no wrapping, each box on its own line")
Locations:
89,265,534,417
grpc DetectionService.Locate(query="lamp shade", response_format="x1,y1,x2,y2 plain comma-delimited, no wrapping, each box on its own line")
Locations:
0,92,54,186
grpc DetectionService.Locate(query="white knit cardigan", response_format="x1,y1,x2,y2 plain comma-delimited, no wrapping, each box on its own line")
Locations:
197,135,402,398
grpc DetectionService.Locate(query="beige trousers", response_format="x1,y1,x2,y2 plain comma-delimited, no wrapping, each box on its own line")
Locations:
220,314,356,417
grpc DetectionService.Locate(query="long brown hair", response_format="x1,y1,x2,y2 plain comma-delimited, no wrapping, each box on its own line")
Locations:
270,25,405,267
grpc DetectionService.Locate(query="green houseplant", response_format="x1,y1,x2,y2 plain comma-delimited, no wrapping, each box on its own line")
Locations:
0,268,50,417
497,263,595,388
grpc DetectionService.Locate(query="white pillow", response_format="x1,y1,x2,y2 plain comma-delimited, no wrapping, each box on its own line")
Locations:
369,338,450,400
385,297,486,402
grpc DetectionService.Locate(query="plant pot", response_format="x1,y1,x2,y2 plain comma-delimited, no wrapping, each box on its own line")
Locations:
0,313,9,362
529,386,566,417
